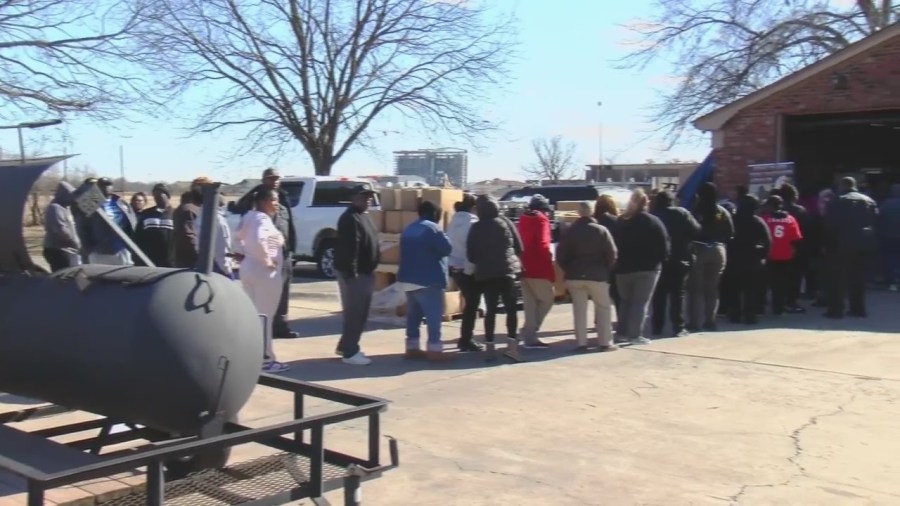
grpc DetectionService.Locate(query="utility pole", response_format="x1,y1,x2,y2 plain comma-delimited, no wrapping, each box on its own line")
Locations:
119,145,125,192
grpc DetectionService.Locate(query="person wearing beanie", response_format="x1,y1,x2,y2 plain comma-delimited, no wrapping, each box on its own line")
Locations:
134,183,175,267
761,195,803,315
516,194,555,349
777,183,811,310
688,182,734,331
172,177,209,268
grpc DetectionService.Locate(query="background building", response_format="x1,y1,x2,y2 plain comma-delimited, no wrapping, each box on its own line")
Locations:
393,148,468,187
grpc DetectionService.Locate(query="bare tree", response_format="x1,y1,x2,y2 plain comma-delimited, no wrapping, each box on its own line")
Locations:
619,0,898,146
136,0,515,175
0,0,154,120
523,136,577,182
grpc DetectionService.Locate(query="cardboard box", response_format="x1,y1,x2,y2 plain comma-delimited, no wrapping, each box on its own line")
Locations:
441,209,455,232
384,211,405,234
367,210,385,232
380,189,401,211
443,291,462,315
422,188,463,213
380,241,400,265
401,211,419,230
399,189,422,211
374,271,396,291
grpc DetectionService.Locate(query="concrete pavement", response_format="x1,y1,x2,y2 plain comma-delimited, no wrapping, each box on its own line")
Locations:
3,276,900,505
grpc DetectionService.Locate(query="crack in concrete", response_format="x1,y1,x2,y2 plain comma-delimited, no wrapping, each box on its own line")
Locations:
402,440,601,505
726,396,856,505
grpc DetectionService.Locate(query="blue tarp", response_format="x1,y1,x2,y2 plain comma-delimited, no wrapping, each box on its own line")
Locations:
677,151,714,209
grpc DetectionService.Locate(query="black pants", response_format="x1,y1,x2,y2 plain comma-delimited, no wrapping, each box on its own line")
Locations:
451,270,483,345
43,248,72,272
482,277,518,343
273,257,293,336
768,260,793,314
728,262,765,323
826,252,868,316
786,253,807,307
651,261,689,334
719,262,738,316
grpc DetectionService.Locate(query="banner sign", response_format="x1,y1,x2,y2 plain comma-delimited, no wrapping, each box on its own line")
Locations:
748,162,795,200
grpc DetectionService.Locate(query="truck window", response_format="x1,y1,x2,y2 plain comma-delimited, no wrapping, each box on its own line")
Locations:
280,181,305,208
312,181,380,207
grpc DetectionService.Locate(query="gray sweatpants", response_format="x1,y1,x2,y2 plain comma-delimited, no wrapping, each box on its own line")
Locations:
688,244,726,328
615,271,660,339
336,273,375,358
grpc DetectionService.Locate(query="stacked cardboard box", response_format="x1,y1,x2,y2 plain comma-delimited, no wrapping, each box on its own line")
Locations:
370,187,465,320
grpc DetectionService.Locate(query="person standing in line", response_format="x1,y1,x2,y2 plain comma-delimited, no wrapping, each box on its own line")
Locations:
236,189,289,373
823,177,879,318
717,188,742,317
333,185,380,366
42,182,82,271
812,189,836,307
397,201,453,361
134,183,175,267
877,184,900,292
446,193,484,352
761,195,803,315
727,195,772,324
778,184,811,310
234,168,298,339
467,195,524,362
556,201,618,352
172,179,206,268
687,182,734,331
84,177,137,266
593,194,621,309
516,194,555,349
197,191,235,278
613,189,670,345
650,190,701,338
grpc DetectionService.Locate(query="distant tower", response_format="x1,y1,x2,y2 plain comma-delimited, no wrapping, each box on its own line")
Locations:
393,148,467,187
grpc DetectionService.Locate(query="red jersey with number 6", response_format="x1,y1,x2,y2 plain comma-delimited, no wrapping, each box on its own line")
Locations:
763,213,802,261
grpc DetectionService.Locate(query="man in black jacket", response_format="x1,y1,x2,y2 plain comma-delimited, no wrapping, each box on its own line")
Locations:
234,168,298,339
334,185,380,365
134,183,175,267
823,177,879,318
650,191,701,337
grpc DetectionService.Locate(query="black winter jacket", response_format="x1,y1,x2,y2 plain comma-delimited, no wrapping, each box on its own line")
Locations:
467,196,523,281
613,211,670,274
824,191,879,255
653,206,701,266
334,205,380,277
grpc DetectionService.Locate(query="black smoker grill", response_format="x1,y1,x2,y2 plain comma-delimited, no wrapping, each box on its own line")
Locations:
0,373,398,506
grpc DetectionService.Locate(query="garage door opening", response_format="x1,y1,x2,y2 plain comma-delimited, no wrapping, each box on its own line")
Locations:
785,109,900,200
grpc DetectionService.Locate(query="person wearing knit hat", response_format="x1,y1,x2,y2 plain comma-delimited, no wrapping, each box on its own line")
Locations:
134,183,175,267
172,177,210,267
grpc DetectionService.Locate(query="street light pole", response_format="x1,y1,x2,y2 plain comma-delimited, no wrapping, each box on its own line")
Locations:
596,101,603,182
0,119,64,162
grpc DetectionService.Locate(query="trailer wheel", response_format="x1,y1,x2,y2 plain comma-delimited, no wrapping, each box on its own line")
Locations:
164,447,231,480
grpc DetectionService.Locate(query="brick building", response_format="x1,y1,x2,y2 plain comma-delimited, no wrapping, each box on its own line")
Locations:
693,23,900,198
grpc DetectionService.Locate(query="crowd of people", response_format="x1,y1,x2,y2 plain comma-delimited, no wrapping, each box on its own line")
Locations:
40,171,898,371
333,176,895,366
41,170,301,373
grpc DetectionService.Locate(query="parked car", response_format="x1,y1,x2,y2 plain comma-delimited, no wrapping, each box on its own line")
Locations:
226,176,380,278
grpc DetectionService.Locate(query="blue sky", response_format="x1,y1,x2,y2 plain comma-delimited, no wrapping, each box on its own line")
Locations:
0,0,710,184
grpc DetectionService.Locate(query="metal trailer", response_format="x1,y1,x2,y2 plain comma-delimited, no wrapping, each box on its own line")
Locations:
0,373,398,506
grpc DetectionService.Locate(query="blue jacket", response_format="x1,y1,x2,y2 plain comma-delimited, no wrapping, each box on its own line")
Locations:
397,219,452,289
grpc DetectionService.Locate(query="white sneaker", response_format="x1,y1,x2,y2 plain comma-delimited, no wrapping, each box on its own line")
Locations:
342,351,372,366
629,337,651,346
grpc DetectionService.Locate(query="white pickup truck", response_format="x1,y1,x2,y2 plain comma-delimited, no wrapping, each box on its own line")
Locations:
225,176,380,278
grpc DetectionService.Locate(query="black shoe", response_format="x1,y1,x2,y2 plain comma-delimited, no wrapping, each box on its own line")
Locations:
848,311,867,318
785,306,806,314
743,317,758,325
274,331,300,339
570,345,590,354
457,341,484,352
522,339,550,349
823,312,844,319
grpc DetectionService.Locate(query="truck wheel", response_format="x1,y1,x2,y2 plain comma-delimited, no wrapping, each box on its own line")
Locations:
316,239,337,279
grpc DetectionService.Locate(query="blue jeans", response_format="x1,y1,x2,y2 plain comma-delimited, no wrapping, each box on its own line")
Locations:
405,286,444,352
